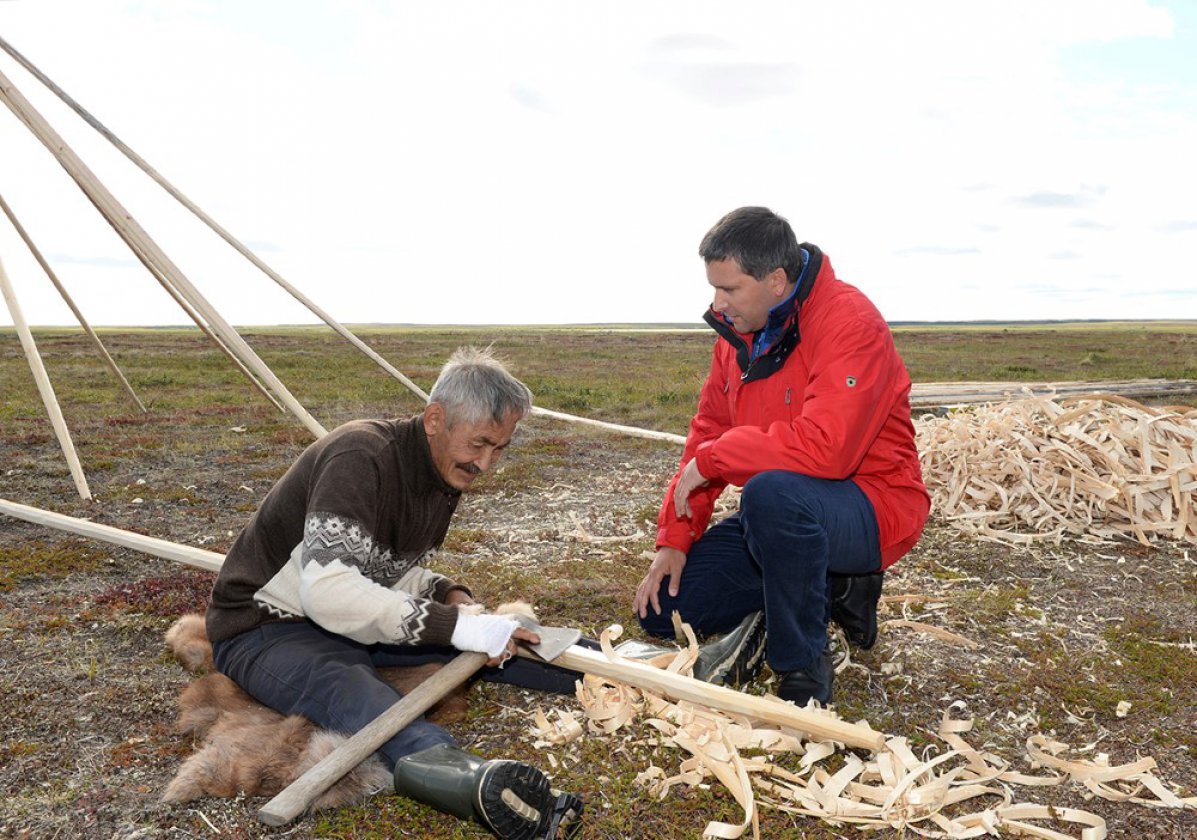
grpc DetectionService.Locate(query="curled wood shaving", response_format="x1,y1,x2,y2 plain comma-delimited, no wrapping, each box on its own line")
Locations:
881,618,980,649
549,625,1196,839
916,394,1197,546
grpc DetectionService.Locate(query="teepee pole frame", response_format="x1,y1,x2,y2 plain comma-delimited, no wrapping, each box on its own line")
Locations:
0,66,326,438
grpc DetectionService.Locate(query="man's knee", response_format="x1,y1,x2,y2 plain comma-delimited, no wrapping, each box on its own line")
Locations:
742,470,818,520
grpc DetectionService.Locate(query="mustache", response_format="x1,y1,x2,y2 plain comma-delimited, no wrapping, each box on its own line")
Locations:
457,463,482,476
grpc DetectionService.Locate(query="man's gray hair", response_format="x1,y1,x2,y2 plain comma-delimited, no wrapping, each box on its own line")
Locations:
428,346,533,427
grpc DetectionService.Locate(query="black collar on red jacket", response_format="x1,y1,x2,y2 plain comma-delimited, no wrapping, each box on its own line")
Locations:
703,243,823,384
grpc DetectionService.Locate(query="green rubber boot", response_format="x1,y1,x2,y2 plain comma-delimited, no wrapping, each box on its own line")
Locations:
392,744,583,839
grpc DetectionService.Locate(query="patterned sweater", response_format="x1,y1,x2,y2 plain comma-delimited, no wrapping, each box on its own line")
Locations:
205,414,469,645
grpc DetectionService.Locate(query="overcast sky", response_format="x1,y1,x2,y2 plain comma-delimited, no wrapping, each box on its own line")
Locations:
0,0,1194,328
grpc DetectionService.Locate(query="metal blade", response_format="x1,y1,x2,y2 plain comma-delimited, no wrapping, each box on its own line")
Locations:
512,614,581,661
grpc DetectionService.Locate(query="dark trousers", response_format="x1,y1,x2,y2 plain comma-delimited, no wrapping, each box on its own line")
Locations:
212,620,588,769
638,470,881,673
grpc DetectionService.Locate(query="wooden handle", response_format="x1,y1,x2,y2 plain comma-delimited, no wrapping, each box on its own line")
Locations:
257,650,488,826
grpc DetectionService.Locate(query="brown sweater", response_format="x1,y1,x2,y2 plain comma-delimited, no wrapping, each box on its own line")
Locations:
206,414,468,645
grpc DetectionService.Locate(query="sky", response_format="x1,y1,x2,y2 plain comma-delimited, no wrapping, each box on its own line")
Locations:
0,0,1194,327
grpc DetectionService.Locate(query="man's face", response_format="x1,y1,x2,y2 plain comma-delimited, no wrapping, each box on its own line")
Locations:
706,258,790,334
423,404,520,491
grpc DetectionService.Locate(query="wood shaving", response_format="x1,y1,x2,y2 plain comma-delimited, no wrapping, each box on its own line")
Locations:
529,626,1197,839
916,394,1197,546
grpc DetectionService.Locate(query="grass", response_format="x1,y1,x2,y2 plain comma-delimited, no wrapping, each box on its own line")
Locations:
2,323,1196,837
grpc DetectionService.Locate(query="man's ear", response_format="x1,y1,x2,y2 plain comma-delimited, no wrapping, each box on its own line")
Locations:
767,267,789,297
423,402,445,438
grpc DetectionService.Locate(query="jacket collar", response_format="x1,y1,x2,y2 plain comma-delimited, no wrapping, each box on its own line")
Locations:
703,243,823,383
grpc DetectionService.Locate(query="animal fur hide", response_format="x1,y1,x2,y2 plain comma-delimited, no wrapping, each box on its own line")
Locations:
161,613,472,809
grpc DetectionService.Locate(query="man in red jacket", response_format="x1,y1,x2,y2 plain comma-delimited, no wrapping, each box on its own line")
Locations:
633,207,930,705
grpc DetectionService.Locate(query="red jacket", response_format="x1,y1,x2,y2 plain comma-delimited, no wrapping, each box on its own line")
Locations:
657,246,930,569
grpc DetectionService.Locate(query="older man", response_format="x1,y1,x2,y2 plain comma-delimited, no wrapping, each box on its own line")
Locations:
634,207,930,707
207,347,582,839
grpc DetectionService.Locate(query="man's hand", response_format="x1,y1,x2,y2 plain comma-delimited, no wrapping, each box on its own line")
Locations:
499,626,540,667
443,588,475,608
673,458,710,519
634,546,687,619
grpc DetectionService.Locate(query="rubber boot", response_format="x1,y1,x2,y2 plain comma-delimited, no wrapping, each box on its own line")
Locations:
392,743,583,839
615,611,767,685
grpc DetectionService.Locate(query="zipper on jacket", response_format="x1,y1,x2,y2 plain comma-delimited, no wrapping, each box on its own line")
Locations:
785,387,791,405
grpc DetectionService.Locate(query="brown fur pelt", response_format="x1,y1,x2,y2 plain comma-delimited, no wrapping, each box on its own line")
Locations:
162,613,474,808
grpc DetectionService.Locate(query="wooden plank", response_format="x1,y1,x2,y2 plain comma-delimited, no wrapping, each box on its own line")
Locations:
910,379,1197,408
523,644,887,752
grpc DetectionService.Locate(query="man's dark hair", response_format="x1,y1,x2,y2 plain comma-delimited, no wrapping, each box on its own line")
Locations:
699,206,804,285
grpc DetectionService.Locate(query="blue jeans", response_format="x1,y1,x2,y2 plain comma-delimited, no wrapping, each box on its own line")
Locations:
638,470,881,673
212,620,588,769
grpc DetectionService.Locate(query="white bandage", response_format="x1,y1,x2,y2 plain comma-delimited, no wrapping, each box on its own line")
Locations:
450,612,519,658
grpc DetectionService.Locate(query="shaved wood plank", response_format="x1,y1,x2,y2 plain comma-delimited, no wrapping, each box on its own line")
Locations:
0,257,90,499
0,67,325,439
0,191,146,412
0,498,222,572
521,644,886,752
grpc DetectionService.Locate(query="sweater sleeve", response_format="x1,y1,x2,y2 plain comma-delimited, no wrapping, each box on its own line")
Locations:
292,449,459,646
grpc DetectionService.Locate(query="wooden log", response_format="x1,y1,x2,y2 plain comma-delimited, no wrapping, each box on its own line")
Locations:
521,644,887,752
0,498,222,572
0,257,91,500
0,190,146,412
0,66,326,439
257,651,488,826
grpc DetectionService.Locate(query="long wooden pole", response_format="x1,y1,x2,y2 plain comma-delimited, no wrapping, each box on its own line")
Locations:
0,66,326,439
521,644,887,752
0,191,147,412
0,497,886,751
0,260,91,500
0,498,222,571
0,35,429,401
0,36,690,443
118,234,286,413
258,651,487,826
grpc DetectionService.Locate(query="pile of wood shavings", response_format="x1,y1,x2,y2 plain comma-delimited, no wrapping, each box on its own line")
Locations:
528,626,1195,840
915,393,1197,546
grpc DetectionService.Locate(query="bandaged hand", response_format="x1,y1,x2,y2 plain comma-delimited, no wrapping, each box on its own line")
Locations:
450,612,519,659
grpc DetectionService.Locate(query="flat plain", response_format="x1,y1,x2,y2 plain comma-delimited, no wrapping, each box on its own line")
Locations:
1,323,1195,838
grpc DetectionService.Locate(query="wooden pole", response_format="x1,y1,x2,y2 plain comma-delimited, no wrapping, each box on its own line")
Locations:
0,498,222,572
0,497,886,750
0,35,429,402
0,36,698,443
0,66,326,439
520,644,887,752
0,258,91,500
119,235,286,413
257,651,488,826
0,190,147,412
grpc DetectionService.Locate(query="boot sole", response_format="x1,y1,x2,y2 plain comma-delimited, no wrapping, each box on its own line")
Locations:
476,760,583,839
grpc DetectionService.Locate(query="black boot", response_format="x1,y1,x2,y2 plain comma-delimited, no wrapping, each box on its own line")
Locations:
776,647,834,706
829,571,884,649
392,744,583,839
615,611,768,686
